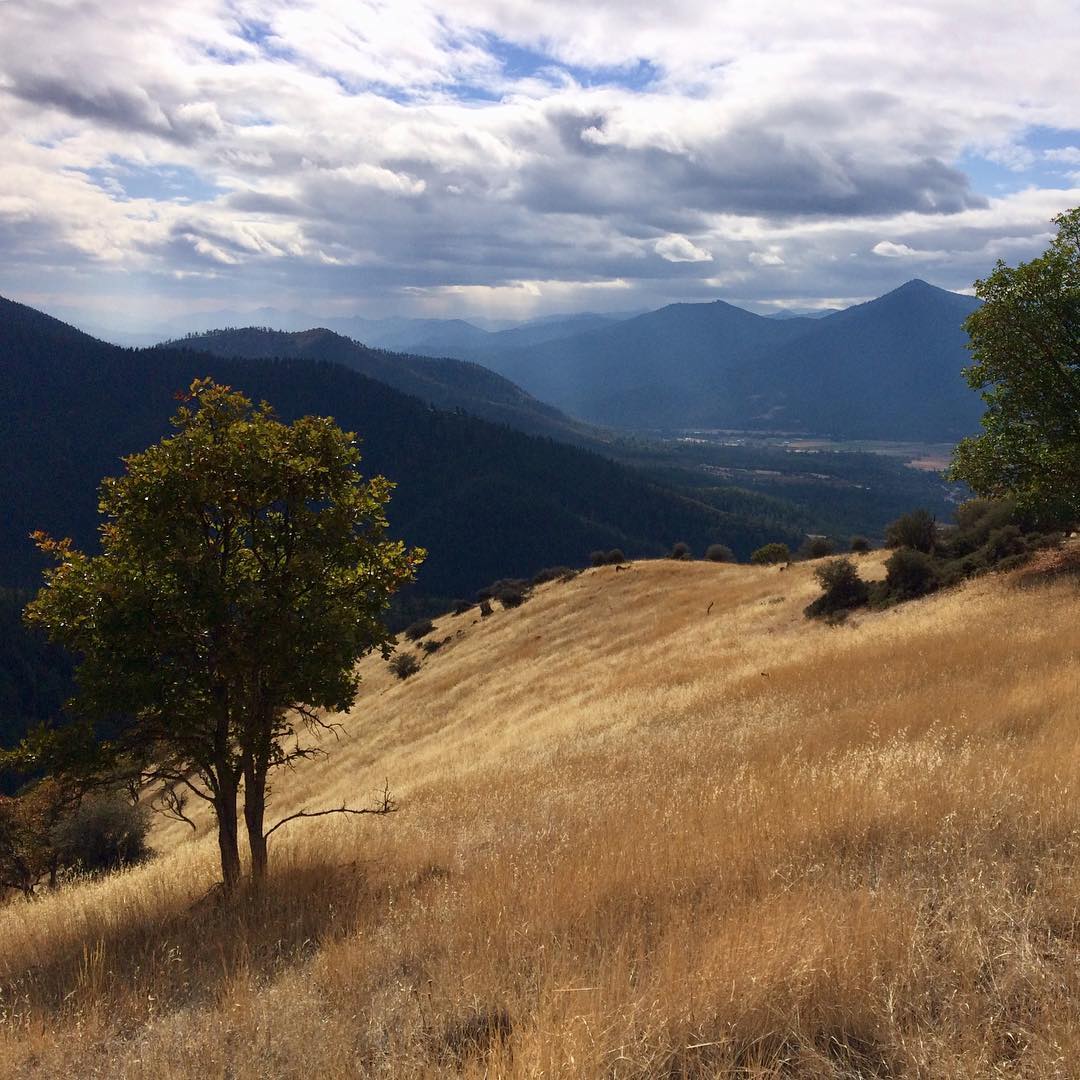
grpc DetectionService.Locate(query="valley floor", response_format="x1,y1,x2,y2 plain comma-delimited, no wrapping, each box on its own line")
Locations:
3,556,1080,1077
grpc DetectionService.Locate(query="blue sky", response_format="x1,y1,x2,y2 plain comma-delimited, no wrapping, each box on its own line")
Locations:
2,0,1079,330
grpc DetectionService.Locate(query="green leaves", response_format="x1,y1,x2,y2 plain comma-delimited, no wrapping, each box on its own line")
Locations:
949,209,1080,524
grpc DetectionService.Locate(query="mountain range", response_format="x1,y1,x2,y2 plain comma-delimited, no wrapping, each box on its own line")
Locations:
0,296,805,599
447,280,983,439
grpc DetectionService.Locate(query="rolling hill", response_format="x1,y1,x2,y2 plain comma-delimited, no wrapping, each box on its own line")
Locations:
160,326,597,445
3,553,1079,1075
0,296,805,598
464,280,982,438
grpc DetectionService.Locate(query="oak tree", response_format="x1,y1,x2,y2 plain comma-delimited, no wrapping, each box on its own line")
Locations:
20,380,422,892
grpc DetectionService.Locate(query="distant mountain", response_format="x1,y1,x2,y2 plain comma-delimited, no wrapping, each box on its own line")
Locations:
468,281,981,439
160,327,596,445
766,308,842,320
0,296,804,598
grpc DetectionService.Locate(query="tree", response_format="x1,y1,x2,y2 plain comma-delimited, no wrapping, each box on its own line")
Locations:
751,542,790,565
950,208,1080,522
884,509,937,554
19,380,422,892
804,557,869,619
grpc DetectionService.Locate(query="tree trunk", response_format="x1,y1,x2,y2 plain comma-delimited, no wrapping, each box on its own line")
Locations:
214,780,242,894
243,756,268,885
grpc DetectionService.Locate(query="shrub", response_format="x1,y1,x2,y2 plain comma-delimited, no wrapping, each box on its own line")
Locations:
884,509,937,553
605,549,627,565
799,535,834,560
751,543,790,565
874,547,942,604
589,550,607,567
495,583,529,609
389,652,420,679
669,541,692,560
705,544,735,563
451,599,474,616
403,618,435,642
532,566,577,586
804,557,870,619
421,638,447,655
479,599,493,617
50,793,152,876
849,535,871,554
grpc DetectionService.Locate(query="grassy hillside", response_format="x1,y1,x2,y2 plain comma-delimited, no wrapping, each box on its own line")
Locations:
3,555,1080,1076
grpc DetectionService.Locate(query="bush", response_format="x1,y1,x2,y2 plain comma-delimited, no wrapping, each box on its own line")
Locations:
750,543,790,565
479,599,493,617
51,793,152,876
421,637,447,655
799,535,834,560
874,547,942,604
605,549,627,565
403,618,435,642
451,599,474,616
849,535,871,554
705,544,735,563
495,583,529,609
669,541,692,561
884,509,937,554
389,652,420,679
589,550,607,567
532,566,577,586
804,557,870,619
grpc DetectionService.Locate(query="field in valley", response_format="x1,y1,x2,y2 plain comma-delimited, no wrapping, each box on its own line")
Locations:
3,554,1080,1077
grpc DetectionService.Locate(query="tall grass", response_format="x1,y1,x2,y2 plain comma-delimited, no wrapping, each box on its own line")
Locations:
3,557,1080,1077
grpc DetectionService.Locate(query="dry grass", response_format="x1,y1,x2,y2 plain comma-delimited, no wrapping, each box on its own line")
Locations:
4,555,1080,1077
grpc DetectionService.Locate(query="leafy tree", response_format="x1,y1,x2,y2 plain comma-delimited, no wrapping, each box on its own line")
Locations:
849,535,871,554
751,542,790,565
17,380,421,892
798,535,835,560
884,509,937,554
804,557,870,619
669,541,692,560
950,208,1080,522
705,543,735,562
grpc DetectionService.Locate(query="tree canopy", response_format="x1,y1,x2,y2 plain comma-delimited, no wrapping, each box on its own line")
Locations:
16,380,422,891
950,208,1080,522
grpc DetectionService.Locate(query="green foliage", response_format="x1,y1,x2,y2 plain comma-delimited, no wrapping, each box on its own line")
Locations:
50,791,152,877
19,379,421,891
750,543,790,565
389,653,421,680
670,541,692,560
531,566,578,585
604,549,627,565
950,208,1080,522
403,619,435,641
874,548,942,605
705,544,735,563
884,509,937,554
804,557,870,619
798,535,835,560
849,536,871,554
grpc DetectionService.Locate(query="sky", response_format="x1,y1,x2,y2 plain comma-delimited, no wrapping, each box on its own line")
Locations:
3,0,1080,329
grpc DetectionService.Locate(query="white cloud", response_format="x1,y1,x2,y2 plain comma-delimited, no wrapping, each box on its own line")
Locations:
655,233,712,262
1,0,1079,321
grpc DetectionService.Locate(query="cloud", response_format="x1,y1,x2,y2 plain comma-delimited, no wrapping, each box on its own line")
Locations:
1,0,1080,324
655,234,712,262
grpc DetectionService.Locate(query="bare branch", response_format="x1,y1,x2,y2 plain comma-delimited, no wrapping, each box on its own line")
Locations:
263,781,397,842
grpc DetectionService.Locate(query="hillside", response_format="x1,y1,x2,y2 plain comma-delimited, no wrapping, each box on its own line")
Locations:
470,281,982,438
162,327,597,445
0,296,804,597
4,555,1080,1076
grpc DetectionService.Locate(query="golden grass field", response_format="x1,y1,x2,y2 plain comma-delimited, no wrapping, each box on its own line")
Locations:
3,553,1080,1077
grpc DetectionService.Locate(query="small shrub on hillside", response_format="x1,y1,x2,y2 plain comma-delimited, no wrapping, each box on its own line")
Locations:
751,542,790,566
421,637,449,655
479,599,493,617
885,509,937,554
51,793,152,876
850,535,871,554
798,535,835,560
804,557,870,619
451,599,474,616
605,549,627,565
590,550,607,567
705,543,735,563
403,618,435,642
532,566,578,586
495,583,529,609
389,652,421,679
872,547,942,605
669,541,692,560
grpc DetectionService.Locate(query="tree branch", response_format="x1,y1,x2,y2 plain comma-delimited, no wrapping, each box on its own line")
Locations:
263,782,396,842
